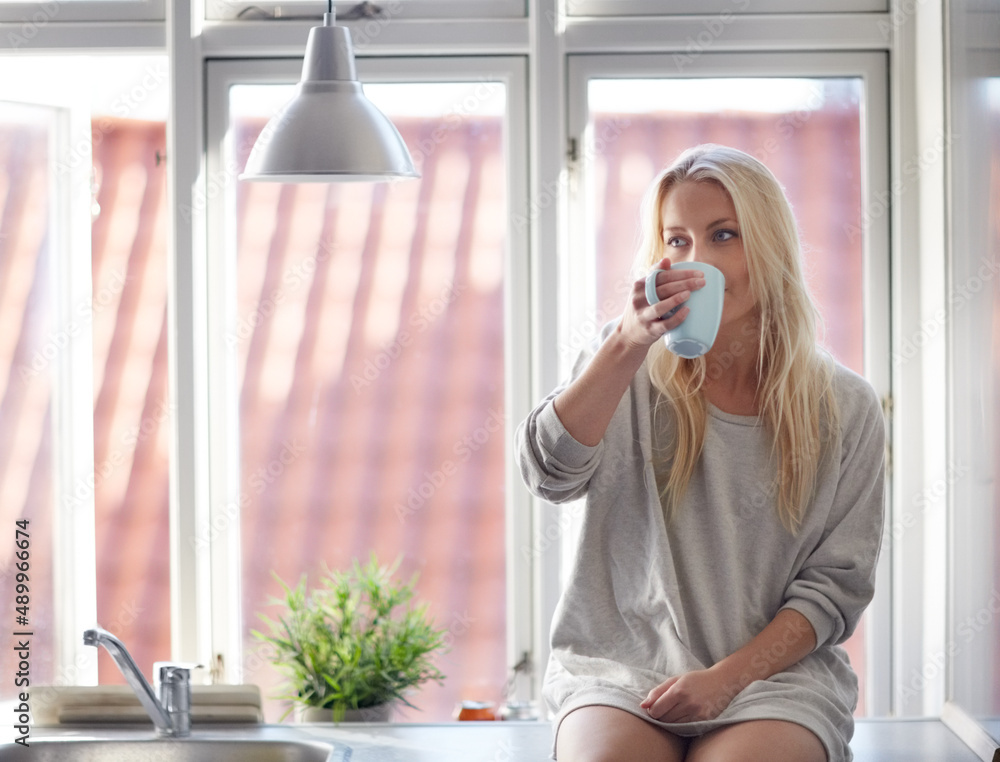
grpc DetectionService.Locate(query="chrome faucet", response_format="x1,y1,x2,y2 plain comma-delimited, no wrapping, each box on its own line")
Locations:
83,626,199,738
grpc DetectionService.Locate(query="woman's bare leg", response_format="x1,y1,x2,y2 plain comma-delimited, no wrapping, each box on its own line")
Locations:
686,720,827,762
555,706,689,762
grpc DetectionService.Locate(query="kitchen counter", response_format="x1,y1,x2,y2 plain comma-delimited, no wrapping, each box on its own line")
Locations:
19,718,987,762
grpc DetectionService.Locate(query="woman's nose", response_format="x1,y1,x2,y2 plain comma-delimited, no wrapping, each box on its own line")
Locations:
676,246,699,264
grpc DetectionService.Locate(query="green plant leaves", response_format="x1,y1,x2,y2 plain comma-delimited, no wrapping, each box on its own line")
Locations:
252,553,448,719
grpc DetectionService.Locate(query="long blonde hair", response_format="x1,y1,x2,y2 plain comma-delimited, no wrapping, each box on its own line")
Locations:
639,144,838,532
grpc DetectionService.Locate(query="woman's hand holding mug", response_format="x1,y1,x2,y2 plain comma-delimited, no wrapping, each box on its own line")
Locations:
645,261,725,358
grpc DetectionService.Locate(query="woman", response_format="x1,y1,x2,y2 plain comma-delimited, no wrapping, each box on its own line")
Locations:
516,144,885,762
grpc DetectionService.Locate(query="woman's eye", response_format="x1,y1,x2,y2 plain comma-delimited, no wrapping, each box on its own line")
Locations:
666,236,687,247
713,229,738,242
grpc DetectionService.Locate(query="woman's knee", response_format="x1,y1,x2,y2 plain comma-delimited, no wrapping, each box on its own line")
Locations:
556,706,687,762
687,720,827,762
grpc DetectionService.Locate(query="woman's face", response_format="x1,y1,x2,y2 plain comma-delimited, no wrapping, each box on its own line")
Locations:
659,180,756,334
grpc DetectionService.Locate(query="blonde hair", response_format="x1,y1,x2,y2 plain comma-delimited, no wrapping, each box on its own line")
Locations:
639,144,838,532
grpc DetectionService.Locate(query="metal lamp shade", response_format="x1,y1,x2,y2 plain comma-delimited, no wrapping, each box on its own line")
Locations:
240,19,419,183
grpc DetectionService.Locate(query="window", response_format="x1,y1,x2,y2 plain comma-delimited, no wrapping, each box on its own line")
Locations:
206,0,524,22
946,5,1000,743
564,0,888,17
0,0,164,24
0,99,63,701
565,52,891,714
0,55,170,712
0,3,949,734
206,57,530,721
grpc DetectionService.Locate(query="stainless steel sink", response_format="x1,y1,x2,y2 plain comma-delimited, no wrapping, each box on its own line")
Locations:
0,738,335,762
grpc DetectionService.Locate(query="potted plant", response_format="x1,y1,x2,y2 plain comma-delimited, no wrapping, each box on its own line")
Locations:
253,553,448,722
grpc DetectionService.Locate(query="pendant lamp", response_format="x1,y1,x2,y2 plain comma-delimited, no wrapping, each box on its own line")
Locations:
240,4,420,183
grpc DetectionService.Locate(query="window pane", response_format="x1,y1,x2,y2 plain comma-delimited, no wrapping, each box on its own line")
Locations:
567,0,887,14
0,1,164,25
89,72,171,686
0,103,59,708
0,55,169,705
949,69,1000,737
207,1,524,21
586,78,865,373
580,77,871,713
229,81,509,722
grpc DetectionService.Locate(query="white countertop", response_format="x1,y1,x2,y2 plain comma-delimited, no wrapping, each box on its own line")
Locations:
16,718,987,762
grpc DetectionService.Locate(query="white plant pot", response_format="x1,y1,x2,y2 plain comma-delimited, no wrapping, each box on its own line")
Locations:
298,702,395,723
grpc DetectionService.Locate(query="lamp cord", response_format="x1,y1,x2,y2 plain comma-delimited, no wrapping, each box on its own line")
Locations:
234,1,382,20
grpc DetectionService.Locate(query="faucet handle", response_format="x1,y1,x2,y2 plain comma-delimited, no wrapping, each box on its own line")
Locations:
154,661,202,689
155,662,202,738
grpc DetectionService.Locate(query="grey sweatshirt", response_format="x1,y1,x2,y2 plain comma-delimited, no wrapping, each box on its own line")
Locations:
516,325,886,762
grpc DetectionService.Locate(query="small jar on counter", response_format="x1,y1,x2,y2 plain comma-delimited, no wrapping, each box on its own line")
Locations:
498,700,540,721
454,700,496,721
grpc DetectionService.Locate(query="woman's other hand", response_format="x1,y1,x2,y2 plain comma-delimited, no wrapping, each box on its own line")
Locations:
640,666,743,723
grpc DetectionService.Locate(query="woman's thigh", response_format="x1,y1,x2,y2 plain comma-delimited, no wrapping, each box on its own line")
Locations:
686,720,828,762
556,705,689,762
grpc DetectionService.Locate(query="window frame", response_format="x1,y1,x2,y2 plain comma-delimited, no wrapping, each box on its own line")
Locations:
0,0,962,731
565,0,888,15
942,1,1000,752
0,82,100,686
562,49,893,716
201,54,533,692
0,0,164,24
205,0,525,22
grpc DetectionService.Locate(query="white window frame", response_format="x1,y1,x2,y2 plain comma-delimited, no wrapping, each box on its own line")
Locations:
3,0,964,732
206,0,525,22
0,0,164,24
560,49,893,716
0,78,99,686
566,0,888,15
941,2,1000,755
200,54,534,691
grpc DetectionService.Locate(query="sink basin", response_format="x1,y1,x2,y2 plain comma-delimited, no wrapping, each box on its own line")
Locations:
0,738,336,762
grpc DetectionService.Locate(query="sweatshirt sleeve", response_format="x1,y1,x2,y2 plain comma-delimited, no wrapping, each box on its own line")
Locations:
780,377,887,648
514,335,610,504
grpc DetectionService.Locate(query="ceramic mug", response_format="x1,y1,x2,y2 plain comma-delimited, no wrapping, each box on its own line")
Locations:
644,262,725,358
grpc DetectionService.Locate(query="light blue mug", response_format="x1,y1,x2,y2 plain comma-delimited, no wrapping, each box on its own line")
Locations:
644,262,725,358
